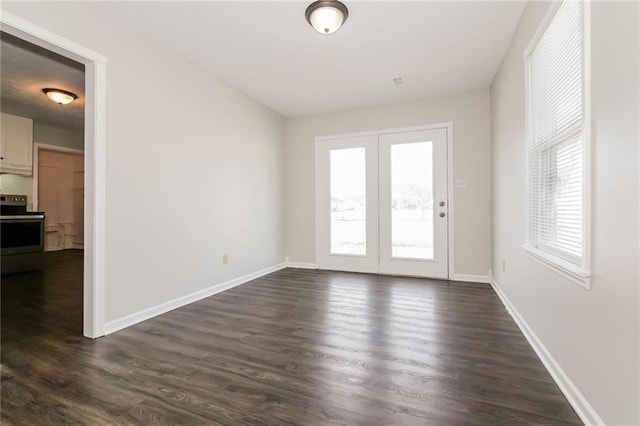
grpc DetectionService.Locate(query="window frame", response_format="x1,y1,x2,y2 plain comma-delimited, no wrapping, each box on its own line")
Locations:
522,0,592,289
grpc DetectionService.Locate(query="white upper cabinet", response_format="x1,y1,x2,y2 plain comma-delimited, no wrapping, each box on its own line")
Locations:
0,113,34,176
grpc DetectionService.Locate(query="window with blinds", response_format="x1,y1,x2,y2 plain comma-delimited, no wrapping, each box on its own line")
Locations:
525,1,588,274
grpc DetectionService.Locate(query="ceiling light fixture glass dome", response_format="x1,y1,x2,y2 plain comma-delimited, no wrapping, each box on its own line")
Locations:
305,0,349,35
42,88,78,105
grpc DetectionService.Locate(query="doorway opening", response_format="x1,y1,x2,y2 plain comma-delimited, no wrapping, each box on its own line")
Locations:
1,12,106,338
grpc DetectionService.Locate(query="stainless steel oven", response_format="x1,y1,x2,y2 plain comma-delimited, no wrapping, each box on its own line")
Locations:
1,195,45,275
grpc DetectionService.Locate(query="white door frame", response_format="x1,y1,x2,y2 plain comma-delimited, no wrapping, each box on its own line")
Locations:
315,122,455,279
1,11,107,338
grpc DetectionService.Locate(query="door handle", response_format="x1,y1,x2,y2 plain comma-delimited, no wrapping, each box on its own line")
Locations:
439,212,446,218
439,201,445,207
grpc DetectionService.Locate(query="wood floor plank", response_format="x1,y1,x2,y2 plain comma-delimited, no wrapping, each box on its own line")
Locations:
1,251,582,425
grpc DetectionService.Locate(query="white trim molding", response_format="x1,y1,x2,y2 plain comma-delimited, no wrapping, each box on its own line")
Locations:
1,10,108,339
286,261,319,269
522,244,591,289
104,263,287,335
33,143,84,155
446,124,455,281
85,59,107,338
451,273,491,284
489,275,604,426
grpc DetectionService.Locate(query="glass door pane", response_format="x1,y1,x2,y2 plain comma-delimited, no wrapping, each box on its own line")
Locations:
390,142,433,259
330,148,366,255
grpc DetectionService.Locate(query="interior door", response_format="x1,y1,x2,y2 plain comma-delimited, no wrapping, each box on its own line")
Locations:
378,128,448,278
39,159,61,251
38,149,85,251
316,135,379,273
316,127,449,279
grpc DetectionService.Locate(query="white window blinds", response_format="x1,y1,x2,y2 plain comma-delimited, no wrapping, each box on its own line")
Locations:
526,1,585,267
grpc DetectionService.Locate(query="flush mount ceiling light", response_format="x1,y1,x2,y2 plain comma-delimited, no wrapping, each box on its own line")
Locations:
42,88,78,105
305,0,349,35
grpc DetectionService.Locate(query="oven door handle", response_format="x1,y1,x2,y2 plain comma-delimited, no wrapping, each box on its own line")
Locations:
0,215,45,219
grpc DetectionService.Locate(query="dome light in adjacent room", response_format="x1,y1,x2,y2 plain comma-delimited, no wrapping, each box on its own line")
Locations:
42,88,78,105
305,0,349,35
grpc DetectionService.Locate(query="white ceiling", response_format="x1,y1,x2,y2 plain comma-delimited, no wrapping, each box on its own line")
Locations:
1,2,525,126
98,1,526,118
0,33,85,129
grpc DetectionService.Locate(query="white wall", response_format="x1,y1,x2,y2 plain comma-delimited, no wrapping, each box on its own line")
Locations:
491,1,639,424
34,123,83,150
3,2,286,323
285,90,492,277
0,173,32,202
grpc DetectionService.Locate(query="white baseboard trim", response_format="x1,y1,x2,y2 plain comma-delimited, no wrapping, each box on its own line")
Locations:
104,262,287,335
45,246,83,252
489,276,604,426
451,273,491,284
286,261,318,269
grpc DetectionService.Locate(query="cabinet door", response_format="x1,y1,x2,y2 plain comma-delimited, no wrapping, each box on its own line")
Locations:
0,113,33,175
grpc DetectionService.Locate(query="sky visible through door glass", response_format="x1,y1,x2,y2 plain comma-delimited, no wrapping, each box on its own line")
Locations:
330,148,366,255
391,141,434,259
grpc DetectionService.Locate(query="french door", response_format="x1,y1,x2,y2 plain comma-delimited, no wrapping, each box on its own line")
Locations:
316,127,449,279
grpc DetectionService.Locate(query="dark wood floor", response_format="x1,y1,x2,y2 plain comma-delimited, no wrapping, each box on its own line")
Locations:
1,250,581,425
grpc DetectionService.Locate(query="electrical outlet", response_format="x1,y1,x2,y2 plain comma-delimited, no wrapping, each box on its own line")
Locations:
502,260,506,272
455,179,466,189
223,254,228,265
